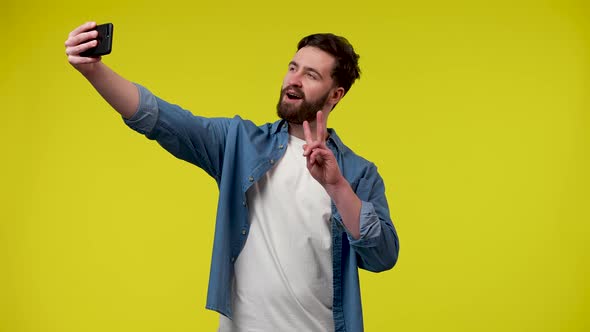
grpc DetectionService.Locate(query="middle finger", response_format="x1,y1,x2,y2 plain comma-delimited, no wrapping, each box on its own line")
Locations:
65,30,98,47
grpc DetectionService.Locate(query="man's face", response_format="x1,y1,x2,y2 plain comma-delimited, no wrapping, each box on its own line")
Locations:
277,46,337,124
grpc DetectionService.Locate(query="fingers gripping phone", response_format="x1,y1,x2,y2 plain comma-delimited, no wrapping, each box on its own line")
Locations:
80,23,114,57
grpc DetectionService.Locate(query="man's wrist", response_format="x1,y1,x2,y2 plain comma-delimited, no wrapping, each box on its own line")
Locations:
324,175,351,202
77,62,103,79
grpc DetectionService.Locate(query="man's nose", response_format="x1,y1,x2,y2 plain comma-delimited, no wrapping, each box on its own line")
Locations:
286,72,303,88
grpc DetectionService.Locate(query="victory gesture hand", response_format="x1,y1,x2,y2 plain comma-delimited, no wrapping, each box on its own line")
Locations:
303,111,344,189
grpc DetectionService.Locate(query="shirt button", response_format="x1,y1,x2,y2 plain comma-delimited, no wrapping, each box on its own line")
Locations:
241,229,247,235
279,144,284,149
242,200,246,206
248,176,254,182
270,159,274,165
231,257,235,262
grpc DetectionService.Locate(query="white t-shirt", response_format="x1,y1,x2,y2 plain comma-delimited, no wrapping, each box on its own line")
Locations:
218,135,334,332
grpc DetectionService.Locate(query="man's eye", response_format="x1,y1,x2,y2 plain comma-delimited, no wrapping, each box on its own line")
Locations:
307,73,317,80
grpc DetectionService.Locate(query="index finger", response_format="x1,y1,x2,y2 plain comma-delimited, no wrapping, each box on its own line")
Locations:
68,21,96,38
316,111,325,142
303,120,313,145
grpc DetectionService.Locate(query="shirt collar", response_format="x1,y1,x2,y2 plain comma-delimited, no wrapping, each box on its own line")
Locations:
272,119,288,134
271,119,345,153
326,128,345,153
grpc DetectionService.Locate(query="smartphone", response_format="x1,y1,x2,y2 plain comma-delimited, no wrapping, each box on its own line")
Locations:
80,23,114,57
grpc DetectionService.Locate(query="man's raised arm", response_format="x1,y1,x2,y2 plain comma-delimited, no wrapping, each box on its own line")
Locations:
65,21,138,119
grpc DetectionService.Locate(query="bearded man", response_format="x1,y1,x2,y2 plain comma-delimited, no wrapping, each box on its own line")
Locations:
65,22,399,332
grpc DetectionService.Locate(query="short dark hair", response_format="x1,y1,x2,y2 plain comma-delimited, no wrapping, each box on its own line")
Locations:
297,33,361,95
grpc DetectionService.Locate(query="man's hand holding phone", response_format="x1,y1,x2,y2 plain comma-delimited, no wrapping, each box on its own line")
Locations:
65,22,113,74
64,21,139,119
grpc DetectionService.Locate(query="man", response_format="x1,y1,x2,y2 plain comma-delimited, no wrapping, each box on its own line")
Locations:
65,21,399,331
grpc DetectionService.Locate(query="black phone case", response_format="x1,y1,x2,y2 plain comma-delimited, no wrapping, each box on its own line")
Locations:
80,23,113,57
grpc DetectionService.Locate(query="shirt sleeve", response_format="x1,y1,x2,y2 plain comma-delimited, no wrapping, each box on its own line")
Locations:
336,166,400,272
123,83,159,135
121,83,232,183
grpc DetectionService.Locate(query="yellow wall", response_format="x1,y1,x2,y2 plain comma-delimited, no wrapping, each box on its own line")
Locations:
1,0,588,331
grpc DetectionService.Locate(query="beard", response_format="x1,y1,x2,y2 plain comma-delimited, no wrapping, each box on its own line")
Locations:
276,86,330,124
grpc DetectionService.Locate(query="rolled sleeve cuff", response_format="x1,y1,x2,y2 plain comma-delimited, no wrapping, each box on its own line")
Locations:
345,201,382,247
123,83,159,135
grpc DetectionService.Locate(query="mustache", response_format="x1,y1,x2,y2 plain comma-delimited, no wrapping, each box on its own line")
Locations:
281,85,305,99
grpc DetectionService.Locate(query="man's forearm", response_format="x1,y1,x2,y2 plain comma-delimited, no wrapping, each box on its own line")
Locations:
326,177,362,239
81,62,139,119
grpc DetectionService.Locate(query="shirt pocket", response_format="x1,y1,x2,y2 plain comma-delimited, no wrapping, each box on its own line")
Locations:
353,177,372,202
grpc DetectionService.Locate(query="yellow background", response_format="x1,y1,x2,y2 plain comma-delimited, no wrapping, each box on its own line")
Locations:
1,0,589,331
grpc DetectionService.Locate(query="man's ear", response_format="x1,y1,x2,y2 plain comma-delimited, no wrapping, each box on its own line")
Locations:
330,87,346,106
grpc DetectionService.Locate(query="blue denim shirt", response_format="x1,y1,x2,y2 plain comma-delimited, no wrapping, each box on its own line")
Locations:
124,84,399,331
